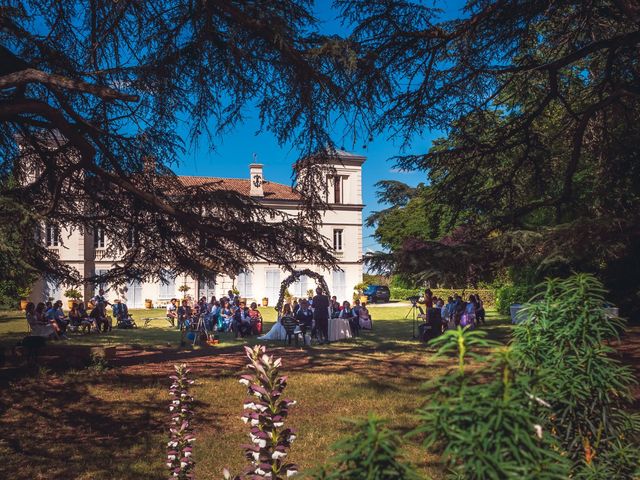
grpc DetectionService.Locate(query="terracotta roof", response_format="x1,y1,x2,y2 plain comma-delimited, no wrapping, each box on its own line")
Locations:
178,176,301,201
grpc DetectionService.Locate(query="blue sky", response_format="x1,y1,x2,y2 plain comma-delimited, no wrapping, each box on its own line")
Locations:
173,1,466,253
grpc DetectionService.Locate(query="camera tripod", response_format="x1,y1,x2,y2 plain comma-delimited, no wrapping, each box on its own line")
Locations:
192,314,210,346
405,302,422,339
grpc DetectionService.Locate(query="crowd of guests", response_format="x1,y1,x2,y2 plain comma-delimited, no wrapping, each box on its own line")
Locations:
24,289,135,340
275,287,373,345
417,289,486,341
166,290,263,339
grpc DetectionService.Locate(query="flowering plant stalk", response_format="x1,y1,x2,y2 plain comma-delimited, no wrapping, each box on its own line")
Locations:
167,363,195,479
224,345,298,480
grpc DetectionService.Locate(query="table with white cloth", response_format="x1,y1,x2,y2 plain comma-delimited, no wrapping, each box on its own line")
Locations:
328,317,352,342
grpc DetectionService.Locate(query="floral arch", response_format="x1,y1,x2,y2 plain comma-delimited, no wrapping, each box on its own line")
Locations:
274,269,330,313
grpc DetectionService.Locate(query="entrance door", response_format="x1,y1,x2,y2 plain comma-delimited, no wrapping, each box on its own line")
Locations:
198,276,217,301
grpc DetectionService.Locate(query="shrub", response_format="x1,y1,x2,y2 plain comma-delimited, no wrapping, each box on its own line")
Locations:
310,415,420,480
495,284,536,315
411,327,569,479
511,274,640,477
389,287,497,306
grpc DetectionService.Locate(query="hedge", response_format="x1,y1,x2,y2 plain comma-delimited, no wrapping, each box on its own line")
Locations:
389,287,497,307
494,284,537,315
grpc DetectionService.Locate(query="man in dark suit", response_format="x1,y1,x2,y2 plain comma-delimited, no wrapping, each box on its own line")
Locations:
312,287,330,344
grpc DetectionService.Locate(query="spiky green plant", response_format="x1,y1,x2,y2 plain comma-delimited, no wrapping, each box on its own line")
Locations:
411,327,569,479
511,273,640,477
310,414,421,480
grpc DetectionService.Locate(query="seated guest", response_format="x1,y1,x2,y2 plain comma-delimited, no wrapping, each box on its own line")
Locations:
248,302,263,335
292,299,300,315
218,301,233,332
280,304,300,345
198,296,209,315
89,303,111,332
68,304,83,332
177,299,191,331
207,300,221,331
46,300,69,337
166,298,178,327
26,302,56,338
330,296,341,319
77,302,89,318
295,299,314,344
358,302,372,330
339,301,359,337
92,289,110,307
233,306,252,338
113,299,134,328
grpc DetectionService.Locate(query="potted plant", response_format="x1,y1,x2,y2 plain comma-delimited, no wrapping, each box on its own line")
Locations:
64,288,83,309
17,286,32,310
354,282,368,304
178,284,190,300
262,297,269,307
306,288,314,298
145,298,153,309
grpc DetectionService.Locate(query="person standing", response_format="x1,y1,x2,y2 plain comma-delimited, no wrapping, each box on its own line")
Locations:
312,287,330,344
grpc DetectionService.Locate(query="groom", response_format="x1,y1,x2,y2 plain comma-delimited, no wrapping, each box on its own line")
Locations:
312,287,330,344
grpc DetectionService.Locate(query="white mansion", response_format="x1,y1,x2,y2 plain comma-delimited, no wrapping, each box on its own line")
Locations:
33,150,365,307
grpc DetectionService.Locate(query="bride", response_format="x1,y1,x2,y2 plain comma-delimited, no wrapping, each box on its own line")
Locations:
257,304,291,341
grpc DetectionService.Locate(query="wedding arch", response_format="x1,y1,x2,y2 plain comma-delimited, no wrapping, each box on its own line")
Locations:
274,269,330,313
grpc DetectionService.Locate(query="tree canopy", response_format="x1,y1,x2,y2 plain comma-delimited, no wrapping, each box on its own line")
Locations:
0,0,360,285
358,0,640,308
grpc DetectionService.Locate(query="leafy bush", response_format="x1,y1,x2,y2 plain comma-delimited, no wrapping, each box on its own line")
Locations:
310,415,420,480
495,284,536,315
389,287,422,301
511,274,640,477
413,327,569,479
389,287,497,306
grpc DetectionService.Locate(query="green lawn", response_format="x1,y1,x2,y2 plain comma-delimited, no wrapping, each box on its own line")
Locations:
0,306,512,479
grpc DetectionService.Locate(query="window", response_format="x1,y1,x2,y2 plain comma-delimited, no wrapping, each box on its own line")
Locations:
332,270,347,301
237,271,253,298
159,271,176,299
45,223,59,247
198,275,216,299
94,226,105,248
45,279,63,301
265,269,280,303
126,228,137,248
333,176,342,203
333,229,343,251
96,269,109,296
292,275,308,298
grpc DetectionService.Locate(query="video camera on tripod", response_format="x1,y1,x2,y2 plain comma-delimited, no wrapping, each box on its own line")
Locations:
406,296,421,306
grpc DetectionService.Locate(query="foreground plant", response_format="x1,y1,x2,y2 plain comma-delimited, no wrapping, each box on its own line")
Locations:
412,327,569,479
224,345,298,480
512,274,640,477
167,364,195,479
311,414,420,480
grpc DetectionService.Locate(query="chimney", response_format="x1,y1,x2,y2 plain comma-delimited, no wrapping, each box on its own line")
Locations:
249,163,264,197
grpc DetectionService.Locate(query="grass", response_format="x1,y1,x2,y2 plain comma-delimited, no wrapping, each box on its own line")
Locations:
0,306,512,479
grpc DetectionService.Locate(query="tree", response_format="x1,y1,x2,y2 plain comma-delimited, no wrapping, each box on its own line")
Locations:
353,1,640,309
0,0,359,285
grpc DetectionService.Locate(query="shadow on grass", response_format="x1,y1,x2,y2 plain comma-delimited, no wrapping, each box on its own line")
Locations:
0,368,174,480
